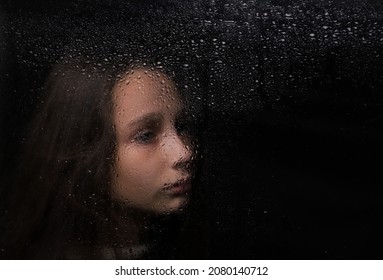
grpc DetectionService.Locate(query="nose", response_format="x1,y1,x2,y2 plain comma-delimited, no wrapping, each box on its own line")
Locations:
164,132,193,171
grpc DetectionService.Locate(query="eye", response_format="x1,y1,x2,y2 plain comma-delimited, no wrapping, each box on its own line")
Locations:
176,115,197,137
133,129,156,144
176,120,188,135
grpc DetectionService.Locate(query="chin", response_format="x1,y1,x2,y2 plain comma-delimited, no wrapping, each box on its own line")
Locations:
156,196,190,215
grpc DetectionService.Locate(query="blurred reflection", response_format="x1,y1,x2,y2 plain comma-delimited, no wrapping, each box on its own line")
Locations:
2,55,199,259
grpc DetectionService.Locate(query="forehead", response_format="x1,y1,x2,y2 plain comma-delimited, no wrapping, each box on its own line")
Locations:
112,69,182,121
113,69,179,103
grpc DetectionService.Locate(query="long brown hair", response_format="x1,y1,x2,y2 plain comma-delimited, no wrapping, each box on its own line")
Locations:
3,55,129,258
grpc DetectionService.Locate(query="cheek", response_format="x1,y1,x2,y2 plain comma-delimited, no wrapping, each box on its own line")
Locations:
111,143,190,213
113,145,164,192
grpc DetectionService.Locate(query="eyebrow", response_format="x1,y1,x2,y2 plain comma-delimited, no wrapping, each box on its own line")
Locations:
128,112,164,129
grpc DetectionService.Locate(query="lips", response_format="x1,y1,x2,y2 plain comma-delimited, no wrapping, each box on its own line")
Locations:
162,177,192,195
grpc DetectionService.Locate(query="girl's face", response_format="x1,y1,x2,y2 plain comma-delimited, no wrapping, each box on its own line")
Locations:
111,69,194,214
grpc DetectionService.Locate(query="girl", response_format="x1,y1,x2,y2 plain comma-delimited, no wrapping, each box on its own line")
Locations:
3,54,198,259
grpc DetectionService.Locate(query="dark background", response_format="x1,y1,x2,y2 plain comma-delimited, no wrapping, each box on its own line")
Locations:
1,0,383,259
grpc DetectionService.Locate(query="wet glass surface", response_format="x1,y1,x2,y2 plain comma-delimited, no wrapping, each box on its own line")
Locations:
1,0,383,259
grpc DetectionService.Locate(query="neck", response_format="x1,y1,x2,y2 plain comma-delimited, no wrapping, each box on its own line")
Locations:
109,205,153,246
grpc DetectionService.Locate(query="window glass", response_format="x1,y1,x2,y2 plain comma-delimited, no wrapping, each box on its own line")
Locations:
1,0,383,259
